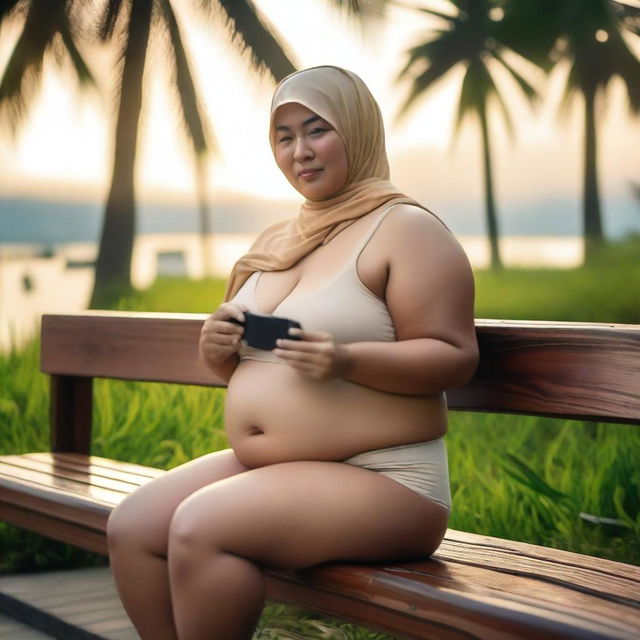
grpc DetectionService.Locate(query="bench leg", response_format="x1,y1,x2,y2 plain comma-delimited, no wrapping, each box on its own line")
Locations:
50,375,93,454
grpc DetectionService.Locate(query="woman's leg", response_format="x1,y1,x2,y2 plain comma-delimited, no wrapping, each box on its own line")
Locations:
106,449,249,640
168,460,449,640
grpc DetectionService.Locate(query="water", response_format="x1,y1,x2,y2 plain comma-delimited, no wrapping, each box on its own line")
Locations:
0,232,583,351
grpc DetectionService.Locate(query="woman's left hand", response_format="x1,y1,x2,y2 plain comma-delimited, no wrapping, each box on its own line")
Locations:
273,328,350,382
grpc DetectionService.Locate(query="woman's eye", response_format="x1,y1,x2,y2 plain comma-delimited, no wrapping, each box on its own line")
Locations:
309,128,328,136
277,135,292,144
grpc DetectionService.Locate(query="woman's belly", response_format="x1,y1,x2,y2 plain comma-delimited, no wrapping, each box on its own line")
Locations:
225,360,448,468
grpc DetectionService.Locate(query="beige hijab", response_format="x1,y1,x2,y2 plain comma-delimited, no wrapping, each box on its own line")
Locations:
223,65,423,301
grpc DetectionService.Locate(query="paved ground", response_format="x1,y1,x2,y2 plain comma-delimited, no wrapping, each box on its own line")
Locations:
0,612,57,639
0,567,138,640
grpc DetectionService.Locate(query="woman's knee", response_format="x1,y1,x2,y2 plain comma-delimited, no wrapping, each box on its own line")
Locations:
106,496,134,550
168,493,218,559
167,483,250,568
107,491,160,554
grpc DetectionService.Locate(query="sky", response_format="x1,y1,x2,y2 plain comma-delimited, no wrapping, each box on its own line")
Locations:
0,0,639,237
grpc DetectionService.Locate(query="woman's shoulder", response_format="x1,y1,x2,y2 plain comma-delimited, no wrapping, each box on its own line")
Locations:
381,203,457,246
379,204,473,280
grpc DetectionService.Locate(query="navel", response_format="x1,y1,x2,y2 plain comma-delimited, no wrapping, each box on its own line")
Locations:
248,425,265,436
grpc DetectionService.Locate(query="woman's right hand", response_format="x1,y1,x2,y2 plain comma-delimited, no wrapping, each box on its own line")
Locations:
199,302,247,369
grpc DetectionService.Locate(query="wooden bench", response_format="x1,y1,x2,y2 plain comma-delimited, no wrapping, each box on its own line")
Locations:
1,311,639,640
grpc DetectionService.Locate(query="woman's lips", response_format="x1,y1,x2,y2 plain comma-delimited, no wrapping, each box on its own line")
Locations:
298,168,322,180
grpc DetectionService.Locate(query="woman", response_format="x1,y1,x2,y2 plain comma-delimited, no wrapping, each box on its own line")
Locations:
107,66,478,640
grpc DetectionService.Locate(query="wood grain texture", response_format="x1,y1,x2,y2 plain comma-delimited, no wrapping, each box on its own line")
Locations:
41,313,640,422
448,321,640,423
2,453,639,640
40,312,220,387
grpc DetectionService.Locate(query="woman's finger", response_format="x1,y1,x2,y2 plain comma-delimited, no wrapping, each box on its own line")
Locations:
210,321,243,336
273,348,318,364
212,302,247,324
275,338,324,352
287,328,331,342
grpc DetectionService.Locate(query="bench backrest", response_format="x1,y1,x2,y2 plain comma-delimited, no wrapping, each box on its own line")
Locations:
40,312,640,453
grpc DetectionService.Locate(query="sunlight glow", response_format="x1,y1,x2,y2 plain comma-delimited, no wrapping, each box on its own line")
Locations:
0,0,638,218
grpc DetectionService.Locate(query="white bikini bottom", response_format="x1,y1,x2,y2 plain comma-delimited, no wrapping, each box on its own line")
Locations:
343,438,451,510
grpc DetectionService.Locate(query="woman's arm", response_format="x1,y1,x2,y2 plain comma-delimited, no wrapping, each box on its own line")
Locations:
343,206,478,394
274,206,479,395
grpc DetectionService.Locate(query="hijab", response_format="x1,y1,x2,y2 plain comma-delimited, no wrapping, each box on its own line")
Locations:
223,65,424,301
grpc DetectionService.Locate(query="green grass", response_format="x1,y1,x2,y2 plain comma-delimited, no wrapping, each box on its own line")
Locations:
1,239,639,638
473,237,640,323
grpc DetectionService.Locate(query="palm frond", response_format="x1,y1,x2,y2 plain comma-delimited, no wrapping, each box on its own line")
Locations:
545,0,640,118
397,57,460,119
483,60,515,141
58,17,95,88
322,0,390,39
325,0,389,18
558,60,580,118
606,29,640,113
0,32,44,135
616,1,640,36
0,0,23,22
156,0,211,157
0,0,92,136
97,0,126,41
491,48,539,104
413,5,456,25
453,58,487,139
496,0,562,70
397,29,469,118
215,0,296,82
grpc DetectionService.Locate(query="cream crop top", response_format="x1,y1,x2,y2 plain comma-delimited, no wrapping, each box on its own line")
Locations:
230,206,397,363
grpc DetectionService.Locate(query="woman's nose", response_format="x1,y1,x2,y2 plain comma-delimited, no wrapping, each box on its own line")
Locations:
293,136,313,162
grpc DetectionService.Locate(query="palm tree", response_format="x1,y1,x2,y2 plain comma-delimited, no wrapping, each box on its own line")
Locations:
88,0,300,307
395,0,540,269
502,0,640,263
0,0,94,138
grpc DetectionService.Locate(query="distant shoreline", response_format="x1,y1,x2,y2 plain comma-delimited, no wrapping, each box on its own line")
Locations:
2,194,639,242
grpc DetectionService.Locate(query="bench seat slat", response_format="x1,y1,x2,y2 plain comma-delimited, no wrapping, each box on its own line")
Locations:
269,565,639,640
0,456,148,494
397,559,640,629
0,462,131,505
443,529,640,578
436,536,640,603
378,558,640,623
26,452,164,480
1,453,638,640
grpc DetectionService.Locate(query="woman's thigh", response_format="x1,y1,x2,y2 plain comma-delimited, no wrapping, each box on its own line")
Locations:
108,448,249,554
169,460,449,569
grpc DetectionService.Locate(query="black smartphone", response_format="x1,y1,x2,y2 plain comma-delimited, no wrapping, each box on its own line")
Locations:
229,311,302,351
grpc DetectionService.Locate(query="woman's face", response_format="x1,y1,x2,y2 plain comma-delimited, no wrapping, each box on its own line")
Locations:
272,103,348,201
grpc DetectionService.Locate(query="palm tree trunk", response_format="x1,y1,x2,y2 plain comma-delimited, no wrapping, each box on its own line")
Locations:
90,0,153,308
479,109,502,269
196,158,213,278
583,85,603,264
